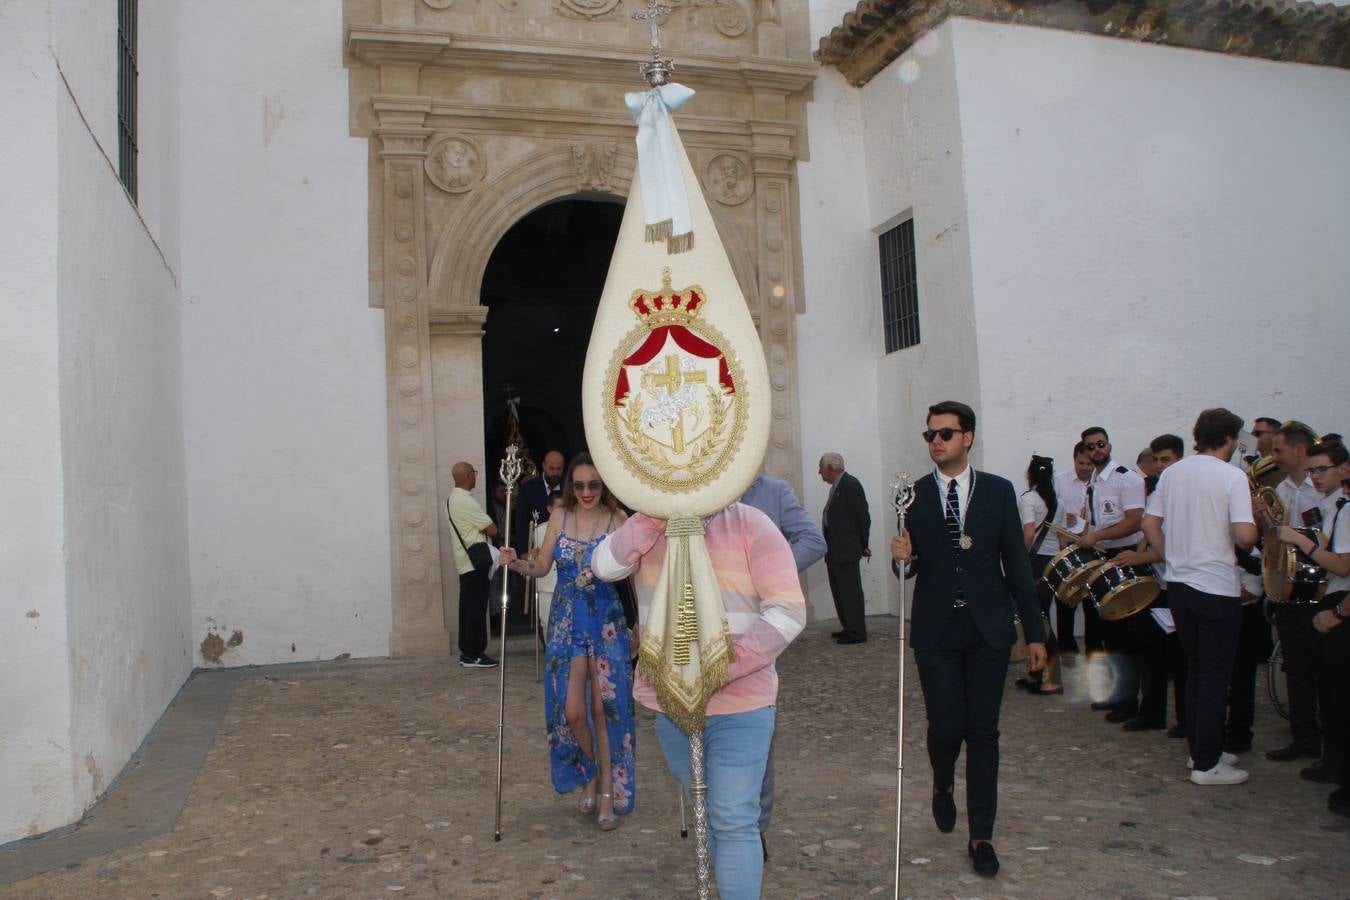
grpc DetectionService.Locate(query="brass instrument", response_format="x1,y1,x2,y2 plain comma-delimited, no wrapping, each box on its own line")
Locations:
1247,454,1282,490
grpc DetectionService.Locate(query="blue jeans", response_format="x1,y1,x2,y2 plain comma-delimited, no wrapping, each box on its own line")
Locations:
655,707,775,900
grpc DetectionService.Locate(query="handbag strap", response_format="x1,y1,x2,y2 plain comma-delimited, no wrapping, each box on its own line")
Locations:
447,497,474,552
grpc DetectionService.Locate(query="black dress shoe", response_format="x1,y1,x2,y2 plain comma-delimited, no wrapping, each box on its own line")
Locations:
1167,724,1187,739
836,635,866,644
830,630,846,639
969,841,999,877
1266,742,1321,762
932,789,956,833
1090,700,1119,711
1329,787,1350,817
1105,705,1139,723
1300,763,1337,784
1121,717,1165,732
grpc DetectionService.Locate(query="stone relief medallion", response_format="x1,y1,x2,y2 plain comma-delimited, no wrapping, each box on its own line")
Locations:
424,135,484,194
712,0,749,37
422,0,455,8
603,269,748,493
704,153,753,205
554,0,623,19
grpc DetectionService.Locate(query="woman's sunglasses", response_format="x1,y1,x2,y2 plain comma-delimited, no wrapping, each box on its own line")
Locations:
571,480,604,494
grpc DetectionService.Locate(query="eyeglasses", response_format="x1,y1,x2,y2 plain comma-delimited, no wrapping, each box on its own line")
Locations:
1308,465,1337,476
571,480,603,493
922,428,967,443
1084,440,1109,450
1251,430,1276,437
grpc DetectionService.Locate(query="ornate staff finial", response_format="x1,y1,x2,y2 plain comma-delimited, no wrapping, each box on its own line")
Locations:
891,472,916,522
632,0,675,86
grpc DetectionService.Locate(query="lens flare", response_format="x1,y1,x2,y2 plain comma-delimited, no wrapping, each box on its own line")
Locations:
897,60,920,85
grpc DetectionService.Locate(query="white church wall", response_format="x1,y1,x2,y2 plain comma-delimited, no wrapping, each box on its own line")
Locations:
179,1,391,666
797,15,983,620
949,18,1350,484
0,0,80,846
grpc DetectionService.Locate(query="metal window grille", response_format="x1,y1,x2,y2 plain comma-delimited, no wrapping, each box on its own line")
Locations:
117,0,138,201
879,219,919,353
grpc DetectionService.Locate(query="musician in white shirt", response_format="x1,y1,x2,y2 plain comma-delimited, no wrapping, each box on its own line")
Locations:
1050,442,1093,653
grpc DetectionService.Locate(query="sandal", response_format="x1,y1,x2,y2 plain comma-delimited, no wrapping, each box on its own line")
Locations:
597,792,618,831
579,778,597,814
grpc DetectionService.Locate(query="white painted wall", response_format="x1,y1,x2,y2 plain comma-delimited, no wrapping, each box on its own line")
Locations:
950,19,1350,485
0,0,79,846
798,13,982,620
178,1,390,666
0,0,192,845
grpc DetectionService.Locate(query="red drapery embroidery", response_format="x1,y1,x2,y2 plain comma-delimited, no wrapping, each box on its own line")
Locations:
613,324,734,405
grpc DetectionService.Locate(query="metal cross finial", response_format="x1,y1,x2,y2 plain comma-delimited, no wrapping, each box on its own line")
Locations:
891,472,916,526
632,0,675,86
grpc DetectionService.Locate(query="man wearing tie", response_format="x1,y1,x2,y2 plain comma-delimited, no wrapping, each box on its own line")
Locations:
514,449,566,551
819,452,872,644
890,401,1045,878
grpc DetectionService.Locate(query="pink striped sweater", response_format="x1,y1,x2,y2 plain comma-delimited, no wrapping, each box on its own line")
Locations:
592,503,807,717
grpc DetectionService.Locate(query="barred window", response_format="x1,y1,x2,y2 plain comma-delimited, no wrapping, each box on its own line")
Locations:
879,219,919,353
117,0,138,201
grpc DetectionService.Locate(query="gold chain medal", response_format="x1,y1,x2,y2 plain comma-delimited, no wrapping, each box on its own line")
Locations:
580,83,770,738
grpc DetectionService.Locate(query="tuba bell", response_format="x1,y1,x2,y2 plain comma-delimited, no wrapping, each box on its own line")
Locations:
1247,454,1282,490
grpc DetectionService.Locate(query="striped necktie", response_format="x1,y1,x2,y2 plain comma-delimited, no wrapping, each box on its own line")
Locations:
945,477,962,551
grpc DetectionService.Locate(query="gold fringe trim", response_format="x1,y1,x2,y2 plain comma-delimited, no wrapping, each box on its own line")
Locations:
638,642,732,737
645,219,674,243
666,231,694,255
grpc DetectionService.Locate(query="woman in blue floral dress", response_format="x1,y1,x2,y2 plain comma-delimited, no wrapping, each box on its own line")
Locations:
501,453,636,830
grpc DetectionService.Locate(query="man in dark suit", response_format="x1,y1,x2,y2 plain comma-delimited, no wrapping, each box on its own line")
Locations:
891,400,1045,878
513,449,565,552
819,452,872,644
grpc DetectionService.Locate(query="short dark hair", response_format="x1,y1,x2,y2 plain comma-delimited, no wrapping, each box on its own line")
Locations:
1309,441,1348,467
1150,434,1185,458
1136,449,1154,466
1321,432,1343,446
1193,408,1244,452
1081,426,1108,442
1277,421,1318,451
1254,416,1281,431
1072,440,1088,457
927,400,976,435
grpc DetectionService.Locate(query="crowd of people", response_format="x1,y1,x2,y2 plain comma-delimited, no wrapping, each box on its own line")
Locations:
441,405,1349,895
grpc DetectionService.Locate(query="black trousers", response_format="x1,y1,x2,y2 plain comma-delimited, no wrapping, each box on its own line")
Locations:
1170,583,1242,772
1115,608,1165,721
1273,603,1322,748
458,569,490,658
1224,602,1273,746
913,605,1011,841
827,559,867,640
1055,596,1079,650
1313,593,1350,787
1082,598,1107,653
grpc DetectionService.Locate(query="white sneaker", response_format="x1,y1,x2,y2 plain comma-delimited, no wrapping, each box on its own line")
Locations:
1187,752,1238,769
1190,762,1249,785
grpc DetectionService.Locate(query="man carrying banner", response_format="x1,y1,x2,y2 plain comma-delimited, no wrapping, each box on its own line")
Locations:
592,506,805,898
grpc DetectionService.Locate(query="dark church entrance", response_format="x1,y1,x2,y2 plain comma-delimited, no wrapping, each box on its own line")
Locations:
480,197,624,633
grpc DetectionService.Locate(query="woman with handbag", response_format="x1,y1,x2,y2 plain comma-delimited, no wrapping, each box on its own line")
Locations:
1017,454,1062,695
499,453,636,831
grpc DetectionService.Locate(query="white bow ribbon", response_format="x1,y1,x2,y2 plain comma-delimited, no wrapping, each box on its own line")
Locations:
624,83,696,254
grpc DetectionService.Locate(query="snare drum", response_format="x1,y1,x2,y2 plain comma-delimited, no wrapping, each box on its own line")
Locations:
1084,563,1159,621
1039,546,1108,607
1264,526,1329,605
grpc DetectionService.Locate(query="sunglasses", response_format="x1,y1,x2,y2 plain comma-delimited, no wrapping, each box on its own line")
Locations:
1308,465,1338,476
1251,429,1276,437
1084,440,1109,450
922,427,966,444
571,480,604,494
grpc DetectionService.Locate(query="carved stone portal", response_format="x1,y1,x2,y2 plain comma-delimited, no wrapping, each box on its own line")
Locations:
346,8,814,656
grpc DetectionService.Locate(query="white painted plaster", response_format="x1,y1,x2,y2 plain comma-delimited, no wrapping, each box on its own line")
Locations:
178,1,391,666
949,19,1350,484
0,0,80,846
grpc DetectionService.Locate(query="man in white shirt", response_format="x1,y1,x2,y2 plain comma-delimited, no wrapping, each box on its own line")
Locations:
1133,408,1258,785
1274,441,1350,814
1078,426,1147,719
1263,421,1325,763
1051,442,1092,653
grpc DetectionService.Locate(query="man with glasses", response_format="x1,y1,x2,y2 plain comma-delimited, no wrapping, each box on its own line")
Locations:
1077,426,1147,720
1263,421,1325,763
448,461,500,668
890,401,1045,878
1247,417,1282,464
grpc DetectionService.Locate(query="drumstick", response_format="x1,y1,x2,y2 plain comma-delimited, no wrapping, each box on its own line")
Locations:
1047,522,1085,545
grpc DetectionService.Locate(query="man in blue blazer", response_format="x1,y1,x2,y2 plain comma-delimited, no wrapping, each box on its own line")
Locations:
891,400,1045,878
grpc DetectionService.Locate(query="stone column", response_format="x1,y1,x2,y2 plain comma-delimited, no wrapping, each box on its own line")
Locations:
376,99,452,657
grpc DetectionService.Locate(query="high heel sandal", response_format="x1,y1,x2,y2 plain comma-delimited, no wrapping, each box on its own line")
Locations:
579,779,597,814
597,793,617,831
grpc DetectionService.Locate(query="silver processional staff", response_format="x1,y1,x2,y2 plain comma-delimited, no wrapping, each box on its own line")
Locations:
890,472,916,898
493,444,523,842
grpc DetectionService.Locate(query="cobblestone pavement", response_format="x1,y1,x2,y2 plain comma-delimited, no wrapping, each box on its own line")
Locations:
5,618,1348,899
